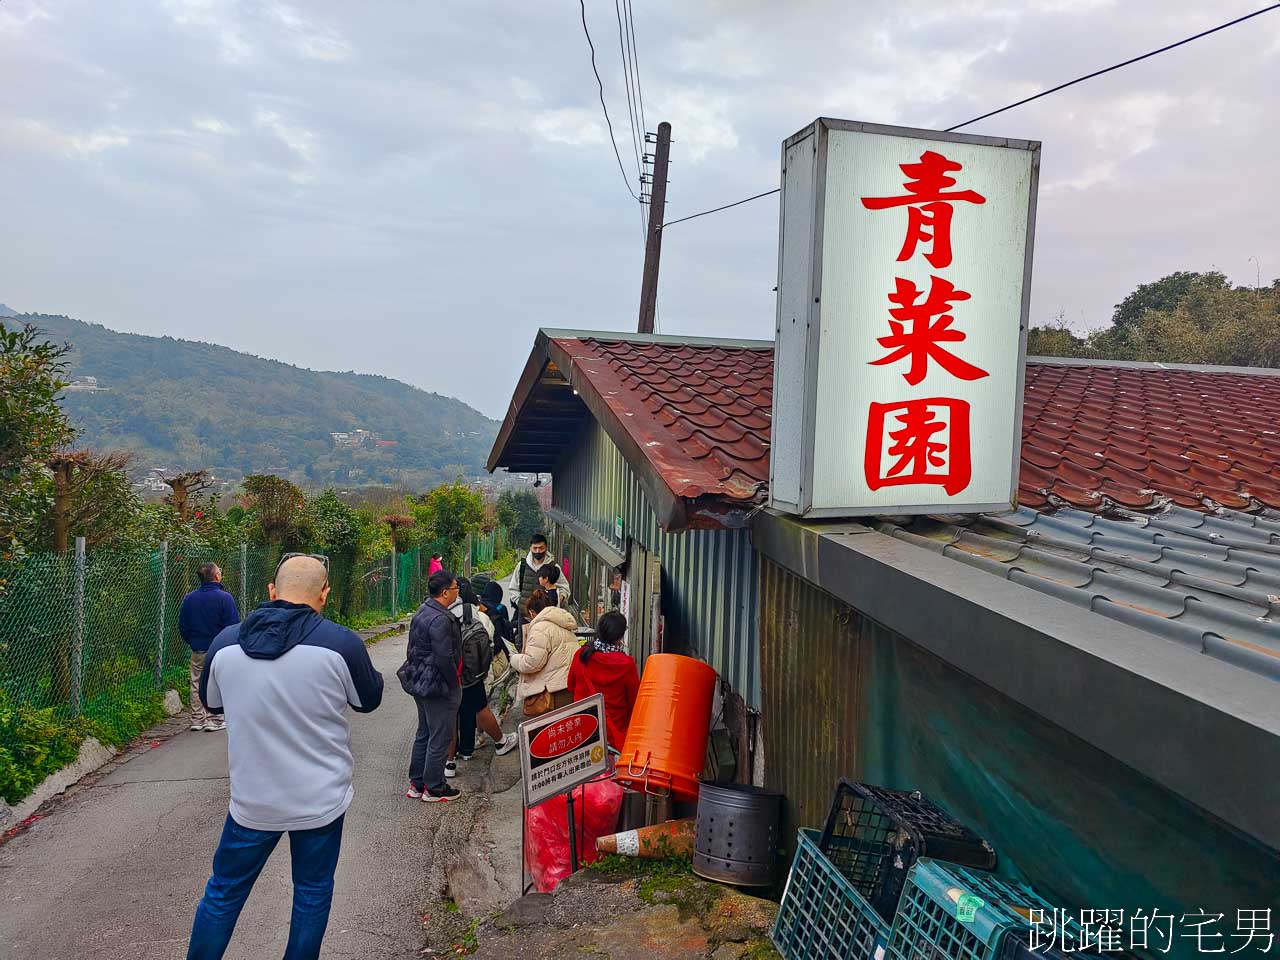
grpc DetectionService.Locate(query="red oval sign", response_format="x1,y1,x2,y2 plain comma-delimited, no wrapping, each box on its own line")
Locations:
529,714,599,760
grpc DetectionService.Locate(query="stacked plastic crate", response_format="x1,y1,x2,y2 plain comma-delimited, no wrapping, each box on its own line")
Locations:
772,781,1116,960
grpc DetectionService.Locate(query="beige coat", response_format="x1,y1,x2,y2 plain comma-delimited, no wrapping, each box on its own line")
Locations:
510,606,579,699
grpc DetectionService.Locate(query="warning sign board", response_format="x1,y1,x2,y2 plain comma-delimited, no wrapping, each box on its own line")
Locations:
518,694,609,807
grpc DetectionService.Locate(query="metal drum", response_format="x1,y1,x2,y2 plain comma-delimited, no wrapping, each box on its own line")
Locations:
692,780,782,886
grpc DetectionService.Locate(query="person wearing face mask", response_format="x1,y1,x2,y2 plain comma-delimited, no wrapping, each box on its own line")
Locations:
505,533,567,622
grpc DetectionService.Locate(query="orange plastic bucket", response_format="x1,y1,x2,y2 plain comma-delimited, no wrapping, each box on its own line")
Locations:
616,654,717,802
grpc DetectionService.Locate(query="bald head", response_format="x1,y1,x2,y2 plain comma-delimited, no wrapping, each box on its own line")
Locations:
270,556,330,612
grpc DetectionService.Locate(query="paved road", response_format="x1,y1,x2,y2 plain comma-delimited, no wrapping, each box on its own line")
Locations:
0,630,521,960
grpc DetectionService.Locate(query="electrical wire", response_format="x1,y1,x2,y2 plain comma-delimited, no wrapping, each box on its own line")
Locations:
626,0,647,137
579,0,639,201
661,188,781,229
948,2,1280,131
614,0,643,183
660,3,1280,229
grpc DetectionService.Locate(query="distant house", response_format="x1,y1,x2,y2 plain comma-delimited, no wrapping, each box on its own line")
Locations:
64,375,104,392
330,428,378,446
136,474,169,493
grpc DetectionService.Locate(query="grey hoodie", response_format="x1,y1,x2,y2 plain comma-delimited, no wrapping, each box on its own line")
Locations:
201,600,384,831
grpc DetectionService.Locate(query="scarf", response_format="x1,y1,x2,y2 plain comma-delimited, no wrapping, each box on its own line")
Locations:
592,638,626,655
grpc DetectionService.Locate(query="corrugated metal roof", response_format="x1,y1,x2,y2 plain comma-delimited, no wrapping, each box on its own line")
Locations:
878,505,1280,682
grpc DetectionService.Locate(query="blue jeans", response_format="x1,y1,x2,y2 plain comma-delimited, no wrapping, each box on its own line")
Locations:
187,813,345,960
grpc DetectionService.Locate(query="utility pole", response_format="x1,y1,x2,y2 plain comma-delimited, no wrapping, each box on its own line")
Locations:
637,121,671,334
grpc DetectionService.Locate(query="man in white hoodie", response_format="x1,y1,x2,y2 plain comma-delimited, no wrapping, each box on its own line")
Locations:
504,532,568,620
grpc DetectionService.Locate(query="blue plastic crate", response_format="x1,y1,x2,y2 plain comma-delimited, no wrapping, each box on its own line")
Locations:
773,829,891,960
886,859,1116,960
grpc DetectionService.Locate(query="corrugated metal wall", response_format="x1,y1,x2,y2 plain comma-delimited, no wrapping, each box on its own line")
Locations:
553,419,761,706
759,557,1280,946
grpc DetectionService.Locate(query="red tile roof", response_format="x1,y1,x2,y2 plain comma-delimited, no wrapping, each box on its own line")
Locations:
544,336,1280,518
556,337,773,504
1019,363,1280,514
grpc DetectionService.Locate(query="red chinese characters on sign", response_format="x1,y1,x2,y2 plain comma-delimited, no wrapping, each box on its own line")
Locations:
860,148,987,497
861,149,986,269
870,276,989,386
864,399,971,495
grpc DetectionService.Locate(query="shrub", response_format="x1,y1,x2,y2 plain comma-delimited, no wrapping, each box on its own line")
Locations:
0,689,91,804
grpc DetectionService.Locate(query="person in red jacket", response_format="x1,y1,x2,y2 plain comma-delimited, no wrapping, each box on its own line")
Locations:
567,611,639,750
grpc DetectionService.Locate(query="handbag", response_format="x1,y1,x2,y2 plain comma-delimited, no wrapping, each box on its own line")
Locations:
523,689,556,717
397,657,449,699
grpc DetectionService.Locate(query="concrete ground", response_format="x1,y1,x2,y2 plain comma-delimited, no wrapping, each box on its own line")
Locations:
0,626,524,960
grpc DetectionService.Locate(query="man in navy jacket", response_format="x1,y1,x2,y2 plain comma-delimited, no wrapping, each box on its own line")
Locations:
178,562,241,731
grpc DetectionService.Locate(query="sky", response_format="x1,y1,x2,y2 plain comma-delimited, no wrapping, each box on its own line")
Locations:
2,1,1278,419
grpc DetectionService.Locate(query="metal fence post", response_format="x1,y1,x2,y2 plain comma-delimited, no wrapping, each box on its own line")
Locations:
154,541,168,689
70,536,86,716
240,542,248,612
390,545,397,618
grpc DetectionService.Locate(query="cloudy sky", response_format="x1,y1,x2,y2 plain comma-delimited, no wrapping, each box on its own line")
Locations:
2,1,1278,418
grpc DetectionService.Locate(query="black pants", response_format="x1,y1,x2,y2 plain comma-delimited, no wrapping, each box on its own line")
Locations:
456,682,488,757
409,688,461,791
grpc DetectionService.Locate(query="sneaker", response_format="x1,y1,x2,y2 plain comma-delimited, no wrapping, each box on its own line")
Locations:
189,722,204,731
203,720,226,732
422,784,462,803
494,732,519,756
444,760,457,778
458,753,474,762
406,784,424,799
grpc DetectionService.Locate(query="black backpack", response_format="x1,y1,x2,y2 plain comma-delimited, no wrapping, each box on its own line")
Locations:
458,603,493,688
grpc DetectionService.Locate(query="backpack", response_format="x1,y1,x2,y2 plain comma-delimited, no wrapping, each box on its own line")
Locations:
459,603,493,688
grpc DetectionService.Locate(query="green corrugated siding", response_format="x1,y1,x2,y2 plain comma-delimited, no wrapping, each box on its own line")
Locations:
759,557,1280,954
552,419,761,706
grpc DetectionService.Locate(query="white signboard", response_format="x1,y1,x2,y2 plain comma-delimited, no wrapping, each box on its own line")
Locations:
770,119,1039,517
518,693,609,807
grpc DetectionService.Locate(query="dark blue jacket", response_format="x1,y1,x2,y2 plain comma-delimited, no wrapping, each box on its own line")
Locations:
404,598,462,697
178,581,241,652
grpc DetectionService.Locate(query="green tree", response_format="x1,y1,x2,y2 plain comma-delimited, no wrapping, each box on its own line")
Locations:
411,481,484,563
1111,271,1230,330
1028,271,1280,367
40,451,140,552
308,489,364,616
241,474,308,547
495,489,545,547
0,322,74,566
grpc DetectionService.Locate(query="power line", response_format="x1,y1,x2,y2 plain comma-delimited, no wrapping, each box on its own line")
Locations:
578,0,638,201
662,188,780,229
947,2,1280,132
661,3,1280,229
625,0,647,137
614,0,643,181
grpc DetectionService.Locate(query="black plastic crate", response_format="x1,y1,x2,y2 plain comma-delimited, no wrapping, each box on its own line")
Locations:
819,781,997,922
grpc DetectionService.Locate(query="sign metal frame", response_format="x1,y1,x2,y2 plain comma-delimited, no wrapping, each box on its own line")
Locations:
769,117,1040,518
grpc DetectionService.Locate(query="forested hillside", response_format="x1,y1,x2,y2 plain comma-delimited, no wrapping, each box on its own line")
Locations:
21,313,497,486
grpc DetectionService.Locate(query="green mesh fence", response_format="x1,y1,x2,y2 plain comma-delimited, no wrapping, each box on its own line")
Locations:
0,542,418,738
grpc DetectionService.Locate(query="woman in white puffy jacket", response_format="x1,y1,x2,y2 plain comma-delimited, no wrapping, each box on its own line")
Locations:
509,589,579,715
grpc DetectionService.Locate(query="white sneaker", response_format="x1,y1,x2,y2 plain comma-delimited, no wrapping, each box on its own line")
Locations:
190,722,204,731
444,760,457,779
495,732,519,756
203,720,226,732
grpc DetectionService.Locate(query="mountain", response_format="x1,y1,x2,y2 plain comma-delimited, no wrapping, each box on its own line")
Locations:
0,303,17,317
19,313,498,488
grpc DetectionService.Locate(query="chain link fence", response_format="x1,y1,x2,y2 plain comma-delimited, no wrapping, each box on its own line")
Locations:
0,541,428,739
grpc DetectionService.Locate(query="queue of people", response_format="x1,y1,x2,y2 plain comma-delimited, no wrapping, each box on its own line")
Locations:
183,534,640,960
